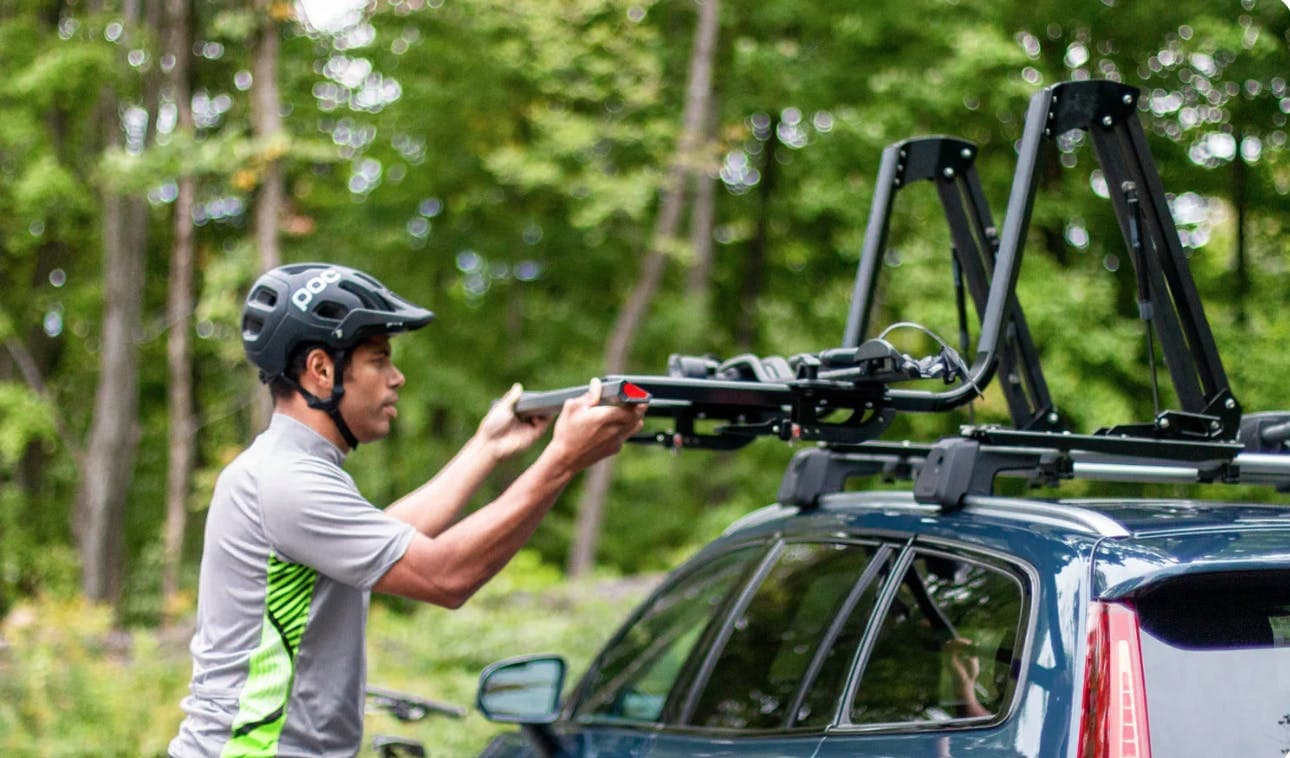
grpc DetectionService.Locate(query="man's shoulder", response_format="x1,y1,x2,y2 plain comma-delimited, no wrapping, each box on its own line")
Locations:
214,430,347,504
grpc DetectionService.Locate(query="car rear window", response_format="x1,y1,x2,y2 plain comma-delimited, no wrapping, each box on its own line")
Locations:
1136,571,1290,756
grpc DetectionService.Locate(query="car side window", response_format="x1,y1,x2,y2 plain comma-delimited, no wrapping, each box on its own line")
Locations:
685,541,883,730
570,545,763,724
849,551,1026,726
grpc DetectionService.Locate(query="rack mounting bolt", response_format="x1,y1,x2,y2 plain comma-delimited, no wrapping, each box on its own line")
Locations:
1122,94,1133,105
1210,420,1221,431
1158,418,1171,430
1101,115,1114,127
943,167,955,178
1047,412,1059,424
960,148,972,160
1225,398,1236,409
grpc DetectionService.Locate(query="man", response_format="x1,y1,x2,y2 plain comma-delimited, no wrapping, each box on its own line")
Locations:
170,263,645,757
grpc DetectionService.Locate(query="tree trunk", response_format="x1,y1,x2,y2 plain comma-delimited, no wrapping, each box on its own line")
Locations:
249,0,285,431
75,2,151,605
567,0,721,578
685,97,719,307
1232,127,1249,327
76,194,146,603
161,0,196,608
737,112,777,350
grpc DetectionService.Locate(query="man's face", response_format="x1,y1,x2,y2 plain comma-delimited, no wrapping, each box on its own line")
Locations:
339,334,405,444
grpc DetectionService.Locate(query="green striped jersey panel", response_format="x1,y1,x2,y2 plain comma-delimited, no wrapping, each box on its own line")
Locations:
222,554,317,757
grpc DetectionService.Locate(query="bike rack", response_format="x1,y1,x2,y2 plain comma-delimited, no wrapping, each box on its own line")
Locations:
515,80,1290,510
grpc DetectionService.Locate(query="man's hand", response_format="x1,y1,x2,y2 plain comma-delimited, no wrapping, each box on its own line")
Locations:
547,378,648,473
477,383,553,462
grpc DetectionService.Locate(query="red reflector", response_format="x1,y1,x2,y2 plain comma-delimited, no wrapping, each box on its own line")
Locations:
1078,602,1152,758
621,382,650,400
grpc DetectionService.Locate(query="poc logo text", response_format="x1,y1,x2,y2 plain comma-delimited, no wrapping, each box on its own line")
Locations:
291,268,342,312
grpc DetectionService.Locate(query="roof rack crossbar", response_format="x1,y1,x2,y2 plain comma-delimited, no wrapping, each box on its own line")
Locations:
777,434,1290,512
842,136,1061,431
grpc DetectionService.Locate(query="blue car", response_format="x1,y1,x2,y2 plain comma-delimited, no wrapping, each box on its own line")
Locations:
475,455,1290,757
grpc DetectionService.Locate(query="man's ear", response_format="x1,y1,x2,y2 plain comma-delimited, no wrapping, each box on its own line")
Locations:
301,348,335,392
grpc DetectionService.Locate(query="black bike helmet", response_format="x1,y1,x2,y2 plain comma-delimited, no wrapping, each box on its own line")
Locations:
241,262,434,448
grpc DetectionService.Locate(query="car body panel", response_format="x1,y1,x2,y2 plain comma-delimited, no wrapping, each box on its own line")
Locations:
479,491,1290,757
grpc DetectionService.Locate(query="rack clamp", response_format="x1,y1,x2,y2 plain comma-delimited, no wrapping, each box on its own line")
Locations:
778,442,934,508
1240,411,1290,454
913,424,1246,511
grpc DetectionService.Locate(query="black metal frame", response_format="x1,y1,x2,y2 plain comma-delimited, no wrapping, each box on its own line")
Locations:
513,80,1290,509
987,80,1240,439
842,136,1060,432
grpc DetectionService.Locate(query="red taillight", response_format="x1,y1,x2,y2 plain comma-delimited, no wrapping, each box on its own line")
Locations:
1078,601,1152,758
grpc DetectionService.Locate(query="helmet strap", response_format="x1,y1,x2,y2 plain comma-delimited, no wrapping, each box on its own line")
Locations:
282,348,360,450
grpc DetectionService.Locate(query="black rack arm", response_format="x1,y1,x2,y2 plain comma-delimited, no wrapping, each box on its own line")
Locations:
842,136,1061,431
986,80,1241,442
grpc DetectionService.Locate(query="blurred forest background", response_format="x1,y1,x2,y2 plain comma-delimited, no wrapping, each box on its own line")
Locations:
0,0,1286,753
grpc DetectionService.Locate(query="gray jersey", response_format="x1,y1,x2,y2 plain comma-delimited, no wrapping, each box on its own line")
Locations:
170,414,416,757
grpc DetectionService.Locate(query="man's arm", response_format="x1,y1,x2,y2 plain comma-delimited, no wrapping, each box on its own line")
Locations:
383,384,550,537
373,380,645,608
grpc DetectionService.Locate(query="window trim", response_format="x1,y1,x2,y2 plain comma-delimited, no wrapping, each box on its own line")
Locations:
672,537,893,734
672,540,786,724
782,543,895,729
831,541,1038,734
564,538,773,727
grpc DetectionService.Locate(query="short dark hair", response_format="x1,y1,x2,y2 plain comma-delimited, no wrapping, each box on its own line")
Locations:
268,342,330,401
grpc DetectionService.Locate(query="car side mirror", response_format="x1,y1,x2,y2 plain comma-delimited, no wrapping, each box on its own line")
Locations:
476,654,566,724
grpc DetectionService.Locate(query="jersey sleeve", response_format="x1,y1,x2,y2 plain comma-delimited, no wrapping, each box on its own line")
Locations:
258,456,415,589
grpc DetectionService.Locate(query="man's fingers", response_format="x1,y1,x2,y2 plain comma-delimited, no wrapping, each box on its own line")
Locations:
584,377,603,405
502,382,523,411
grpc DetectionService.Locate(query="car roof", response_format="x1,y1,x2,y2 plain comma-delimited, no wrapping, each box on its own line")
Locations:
758,490,1290,536
1049,499,1290,536
706,491,1290,604
717,490,1290,568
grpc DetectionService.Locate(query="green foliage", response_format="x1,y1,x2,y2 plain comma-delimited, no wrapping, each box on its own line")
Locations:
0,571,653,757
363,563,657,757
0,597,192,757
0,384,54,469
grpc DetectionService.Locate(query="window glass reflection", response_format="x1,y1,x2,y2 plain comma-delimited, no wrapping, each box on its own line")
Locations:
851,553,1025,725
688,542,881,730
572,546,762,724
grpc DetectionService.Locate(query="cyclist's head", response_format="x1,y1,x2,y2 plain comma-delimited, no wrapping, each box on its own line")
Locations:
241,262,433,446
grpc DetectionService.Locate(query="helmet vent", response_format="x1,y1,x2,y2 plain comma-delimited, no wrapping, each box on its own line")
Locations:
339,280,392,311
250,286,278,308
313,300,349,321
242,315,264,339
